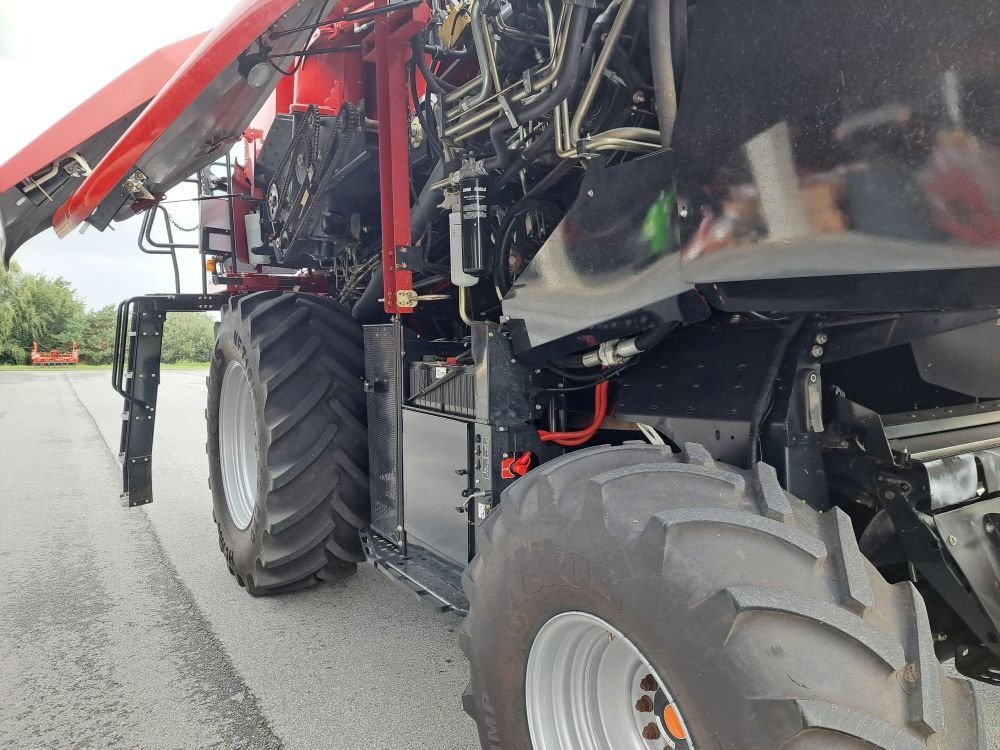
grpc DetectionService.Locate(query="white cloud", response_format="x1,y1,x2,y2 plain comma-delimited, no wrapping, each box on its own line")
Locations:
0,0,241,308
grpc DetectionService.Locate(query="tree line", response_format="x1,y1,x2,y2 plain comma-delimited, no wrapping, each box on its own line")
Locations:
0,263,215,365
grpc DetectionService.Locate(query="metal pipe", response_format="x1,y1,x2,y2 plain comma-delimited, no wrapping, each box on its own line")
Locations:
458,285,476,326
569,0,633,145
445,0,564,133
648,0,678,147
460,0,495,110
480,12,503,95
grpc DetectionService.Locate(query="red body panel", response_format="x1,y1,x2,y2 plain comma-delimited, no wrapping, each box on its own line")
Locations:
0,34,206,194
52,0,305,237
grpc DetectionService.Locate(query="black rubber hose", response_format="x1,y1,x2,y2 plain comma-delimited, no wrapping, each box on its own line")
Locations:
521,158,573,200
499,126,555,184
482,4,589,171
412,37,456,93
514,5,589,124
352,160,446,322
634,322,675,352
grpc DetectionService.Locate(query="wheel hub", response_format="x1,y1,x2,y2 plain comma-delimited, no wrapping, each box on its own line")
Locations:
219,360,259,530
525,611,693,750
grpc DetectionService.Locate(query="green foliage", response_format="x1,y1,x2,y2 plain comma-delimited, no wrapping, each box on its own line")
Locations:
0,262,85,364
77,305,118,365
161,313,215,364
0,263,216,365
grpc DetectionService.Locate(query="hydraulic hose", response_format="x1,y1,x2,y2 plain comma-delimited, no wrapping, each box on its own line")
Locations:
484,4,589,170
352,160,446,322
648,0,678,148
513,4,588,124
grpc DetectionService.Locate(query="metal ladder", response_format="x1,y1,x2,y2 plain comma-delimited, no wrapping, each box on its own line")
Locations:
112,294,226,507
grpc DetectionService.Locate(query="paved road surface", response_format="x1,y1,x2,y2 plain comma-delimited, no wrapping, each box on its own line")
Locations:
0,370,997,749
0,370,477,750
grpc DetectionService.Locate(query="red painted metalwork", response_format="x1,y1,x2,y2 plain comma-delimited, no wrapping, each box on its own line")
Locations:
52,0,303,238
31,341,79,366
366,0,430,314
229,163,255,264
243,76,296,193
291,22,365,115
0,34,206,194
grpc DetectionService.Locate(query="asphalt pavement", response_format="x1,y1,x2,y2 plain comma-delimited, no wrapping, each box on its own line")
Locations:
0,370,478,750
0,370,998,749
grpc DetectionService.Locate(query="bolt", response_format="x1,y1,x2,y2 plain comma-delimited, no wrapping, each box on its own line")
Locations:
642,723,661,740
635,695,653,713
815,332,828,345
948,534,959,546
639,674,658,692
811,345,824,358
883,490,895,501
631,91,645,104
535,404,542,411
808,372,818,383
986,521,996,534
587,189,594,197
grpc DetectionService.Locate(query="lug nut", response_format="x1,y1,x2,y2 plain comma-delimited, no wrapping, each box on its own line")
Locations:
639,674,658,692
642,723,661,740
635,695,653,713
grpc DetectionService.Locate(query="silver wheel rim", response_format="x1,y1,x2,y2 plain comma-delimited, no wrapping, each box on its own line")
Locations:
526,611,694,750
219,361,259,530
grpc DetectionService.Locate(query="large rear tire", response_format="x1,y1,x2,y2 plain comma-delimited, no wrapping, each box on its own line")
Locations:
206,291,369,595
460,443,983,749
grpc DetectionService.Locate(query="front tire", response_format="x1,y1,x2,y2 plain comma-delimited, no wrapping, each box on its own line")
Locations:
207,291,370,595
460,443,982,749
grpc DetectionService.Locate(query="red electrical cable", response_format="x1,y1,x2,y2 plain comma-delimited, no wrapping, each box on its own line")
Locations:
538,380,609,446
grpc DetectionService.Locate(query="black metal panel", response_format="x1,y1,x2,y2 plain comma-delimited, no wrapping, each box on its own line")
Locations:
363,322,404,544
614,319,783,467
912,319,1000,399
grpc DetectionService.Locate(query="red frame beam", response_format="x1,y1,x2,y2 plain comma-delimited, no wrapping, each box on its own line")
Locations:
368,0,429,313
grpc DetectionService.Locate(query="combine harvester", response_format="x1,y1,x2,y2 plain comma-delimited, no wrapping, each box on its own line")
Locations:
2,1,1000,747
30,341,79,366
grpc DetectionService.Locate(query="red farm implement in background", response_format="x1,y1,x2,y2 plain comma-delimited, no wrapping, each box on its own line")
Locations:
31,341,79,366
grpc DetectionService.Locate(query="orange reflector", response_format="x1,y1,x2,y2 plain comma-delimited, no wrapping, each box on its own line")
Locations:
205,257,217,273
663,704,686,740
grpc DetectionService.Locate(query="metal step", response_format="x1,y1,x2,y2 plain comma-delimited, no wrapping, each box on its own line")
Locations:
361,530,468,615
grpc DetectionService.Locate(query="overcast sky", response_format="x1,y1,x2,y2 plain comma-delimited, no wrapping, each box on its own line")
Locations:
0,1,241,310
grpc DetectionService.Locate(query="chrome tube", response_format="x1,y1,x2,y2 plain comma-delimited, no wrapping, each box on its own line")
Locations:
569,0,632,146
462,0,496,110
446,0,565,135
648,0,677,147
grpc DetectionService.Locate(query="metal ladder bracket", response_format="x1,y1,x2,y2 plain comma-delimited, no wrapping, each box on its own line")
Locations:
113,293,228,507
